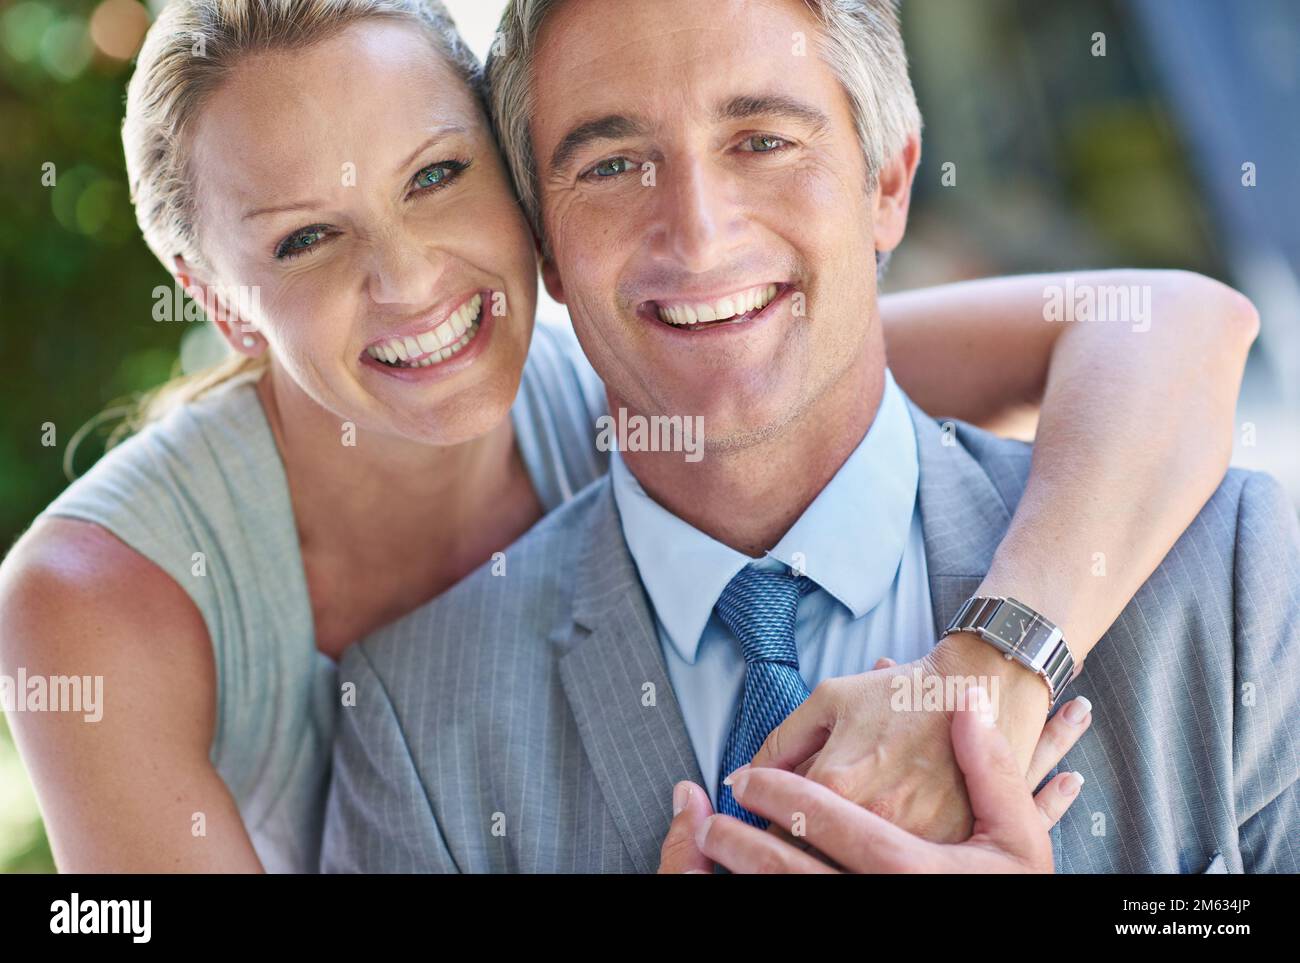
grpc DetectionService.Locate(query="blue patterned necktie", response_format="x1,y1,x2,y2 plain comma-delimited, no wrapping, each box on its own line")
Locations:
715,564,814,827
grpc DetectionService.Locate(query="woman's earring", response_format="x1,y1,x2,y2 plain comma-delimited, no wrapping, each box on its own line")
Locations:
241,334,258,350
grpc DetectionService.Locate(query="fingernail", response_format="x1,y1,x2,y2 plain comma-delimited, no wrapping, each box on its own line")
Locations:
673,782,692,816
1061,771,1085,796
695,814,716,852
722,763,750,787
727,769,751,800
1063,696,1092,725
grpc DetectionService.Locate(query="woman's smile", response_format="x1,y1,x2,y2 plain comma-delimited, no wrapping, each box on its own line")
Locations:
363,289,485,367
358,288,498,382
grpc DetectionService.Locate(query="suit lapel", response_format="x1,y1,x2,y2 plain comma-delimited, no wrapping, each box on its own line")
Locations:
556,482,704,873
906,401,1015,635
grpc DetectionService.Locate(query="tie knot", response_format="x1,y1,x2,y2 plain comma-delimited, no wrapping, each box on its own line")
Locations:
715,565,811,666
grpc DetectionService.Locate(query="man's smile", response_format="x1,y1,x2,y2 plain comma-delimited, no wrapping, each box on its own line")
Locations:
641,282,794,330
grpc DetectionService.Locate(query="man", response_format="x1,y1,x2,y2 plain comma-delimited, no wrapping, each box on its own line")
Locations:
321,0,1298,873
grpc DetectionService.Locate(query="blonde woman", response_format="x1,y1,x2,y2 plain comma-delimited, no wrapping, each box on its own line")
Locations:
0,0,1257,872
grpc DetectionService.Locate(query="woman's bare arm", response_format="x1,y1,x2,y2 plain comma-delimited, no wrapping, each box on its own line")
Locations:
0,518,265,872
882,268,1258,660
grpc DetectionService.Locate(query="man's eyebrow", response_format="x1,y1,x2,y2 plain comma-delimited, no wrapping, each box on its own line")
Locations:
241,125,471,221
715,94,832,133
549,115,648,176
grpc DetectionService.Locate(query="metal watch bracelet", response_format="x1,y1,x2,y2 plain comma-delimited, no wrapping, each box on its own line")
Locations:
942,596,1076,706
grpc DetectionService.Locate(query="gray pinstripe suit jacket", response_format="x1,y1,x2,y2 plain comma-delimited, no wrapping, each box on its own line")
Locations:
321,401,1300,873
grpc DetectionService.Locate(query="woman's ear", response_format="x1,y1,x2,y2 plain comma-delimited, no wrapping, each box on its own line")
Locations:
540,256,566,305
871,132,921,256
172,255,266,357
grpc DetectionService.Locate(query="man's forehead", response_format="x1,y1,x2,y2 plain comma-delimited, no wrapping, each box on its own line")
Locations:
529,0,841,143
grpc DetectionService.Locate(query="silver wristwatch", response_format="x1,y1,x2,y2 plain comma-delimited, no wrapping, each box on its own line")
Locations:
942,596,1076,706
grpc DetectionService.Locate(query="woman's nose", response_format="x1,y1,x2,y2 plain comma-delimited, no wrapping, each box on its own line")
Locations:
366,228,443,307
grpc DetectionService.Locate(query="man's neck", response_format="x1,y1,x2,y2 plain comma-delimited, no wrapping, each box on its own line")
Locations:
620,359,886,558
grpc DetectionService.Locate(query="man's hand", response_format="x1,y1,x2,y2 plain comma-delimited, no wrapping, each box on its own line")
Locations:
658,687,1091,873
749,641,1069,843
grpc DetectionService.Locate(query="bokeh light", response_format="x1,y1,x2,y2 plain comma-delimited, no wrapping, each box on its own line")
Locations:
1,2,56,63
90,0,150,61
38,14,91,81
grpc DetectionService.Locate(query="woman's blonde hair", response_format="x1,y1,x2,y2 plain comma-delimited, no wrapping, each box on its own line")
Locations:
123,0,483,426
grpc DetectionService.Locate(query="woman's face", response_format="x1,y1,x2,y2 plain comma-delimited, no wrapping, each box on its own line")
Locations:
186,19,538,446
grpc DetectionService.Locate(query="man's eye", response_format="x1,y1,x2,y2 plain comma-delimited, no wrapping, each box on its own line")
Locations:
587,157,633,179
275,225,331,260
742,134,787,153
412,159,468,193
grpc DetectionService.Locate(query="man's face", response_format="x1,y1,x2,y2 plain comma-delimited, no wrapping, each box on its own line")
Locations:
533,0,906,451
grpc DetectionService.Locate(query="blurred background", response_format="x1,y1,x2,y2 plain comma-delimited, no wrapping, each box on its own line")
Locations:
1,0,1296,872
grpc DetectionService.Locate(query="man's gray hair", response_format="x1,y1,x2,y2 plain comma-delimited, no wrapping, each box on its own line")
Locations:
486,0,923,246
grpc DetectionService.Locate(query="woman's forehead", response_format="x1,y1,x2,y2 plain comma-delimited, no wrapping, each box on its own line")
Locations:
188,20,482,210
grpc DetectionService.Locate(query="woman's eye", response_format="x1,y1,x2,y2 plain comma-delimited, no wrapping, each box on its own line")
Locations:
742,134,787,153
587,157,633,179
275,225,330,260
412,160,468,193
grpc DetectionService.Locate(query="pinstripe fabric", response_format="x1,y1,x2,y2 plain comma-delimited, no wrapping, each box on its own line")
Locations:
913,413,1300,874
323,400,1300,874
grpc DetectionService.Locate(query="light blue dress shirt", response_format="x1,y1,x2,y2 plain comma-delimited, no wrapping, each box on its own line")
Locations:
610,370,935,804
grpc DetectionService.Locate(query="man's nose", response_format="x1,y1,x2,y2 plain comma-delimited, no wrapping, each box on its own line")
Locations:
653,159,740,274
366,227,444,307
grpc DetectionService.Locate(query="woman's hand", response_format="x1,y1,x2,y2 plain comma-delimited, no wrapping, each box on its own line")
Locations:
747,645,1087,844
659,687,1090,873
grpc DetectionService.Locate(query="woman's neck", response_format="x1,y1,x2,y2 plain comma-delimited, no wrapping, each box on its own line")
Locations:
257,365,519,524
254,363,542,657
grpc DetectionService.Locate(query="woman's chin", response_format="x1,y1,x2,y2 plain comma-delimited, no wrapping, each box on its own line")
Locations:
354,309,531,447
374,384,517,449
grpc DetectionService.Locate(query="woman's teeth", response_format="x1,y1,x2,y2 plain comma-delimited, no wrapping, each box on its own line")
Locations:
656,283,779,326
367,293,484,368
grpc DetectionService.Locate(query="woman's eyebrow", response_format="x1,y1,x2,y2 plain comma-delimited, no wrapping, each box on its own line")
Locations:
549,114,648,176
243,199,324,221
242,124,474,221
395,123,471,175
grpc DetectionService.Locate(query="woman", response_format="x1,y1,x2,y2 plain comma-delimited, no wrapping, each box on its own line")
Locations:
0,0,1257,872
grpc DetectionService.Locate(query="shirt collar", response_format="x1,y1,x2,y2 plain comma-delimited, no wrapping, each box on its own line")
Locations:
610,369,920,665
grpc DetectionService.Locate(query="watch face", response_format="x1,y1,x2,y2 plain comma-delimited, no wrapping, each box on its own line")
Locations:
989,602,1036,648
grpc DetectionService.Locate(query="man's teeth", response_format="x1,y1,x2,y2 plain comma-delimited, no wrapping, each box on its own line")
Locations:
656,284,779,326
366,293,484,367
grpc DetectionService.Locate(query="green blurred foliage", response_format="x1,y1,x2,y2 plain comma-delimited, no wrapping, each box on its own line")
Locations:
1,1,180,548
1,0,177,875
0,713,54,872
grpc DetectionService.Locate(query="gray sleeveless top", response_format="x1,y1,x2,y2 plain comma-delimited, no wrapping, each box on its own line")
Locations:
40,319,608,873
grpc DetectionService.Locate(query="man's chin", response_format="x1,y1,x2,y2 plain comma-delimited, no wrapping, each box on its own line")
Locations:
668,397,800,456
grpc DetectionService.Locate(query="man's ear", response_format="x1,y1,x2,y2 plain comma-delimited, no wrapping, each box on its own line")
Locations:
871,132,921,256
540,255,566,305
172,255,264,356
